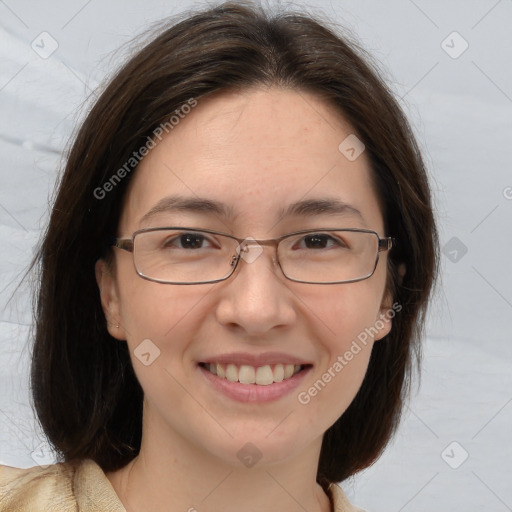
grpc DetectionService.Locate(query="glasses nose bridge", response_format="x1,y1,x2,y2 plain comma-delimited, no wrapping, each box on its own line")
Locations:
233,237,281,269
254,238,280,251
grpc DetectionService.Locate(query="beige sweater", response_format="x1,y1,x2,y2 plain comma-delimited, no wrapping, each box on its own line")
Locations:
0,459,364,511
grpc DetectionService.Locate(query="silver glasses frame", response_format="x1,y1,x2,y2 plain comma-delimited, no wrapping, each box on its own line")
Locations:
112,226,394,285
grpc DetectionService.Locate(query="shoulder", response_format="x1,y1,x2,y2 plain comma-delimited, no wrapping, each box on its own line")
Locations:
0,460,78,511
0,458,126,511
329,483,366,512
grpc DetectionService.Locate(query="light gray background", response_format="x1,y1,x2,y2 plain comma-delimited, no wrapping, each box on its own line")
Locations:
1,1,511,511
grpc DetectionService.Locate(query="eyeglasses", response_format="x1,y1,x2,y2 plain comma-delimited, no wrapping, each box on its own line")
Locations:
112,227,394,285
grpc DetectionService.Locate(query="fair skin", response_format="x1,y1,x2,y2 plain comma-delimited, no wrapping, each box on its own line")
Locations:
96,86,392,512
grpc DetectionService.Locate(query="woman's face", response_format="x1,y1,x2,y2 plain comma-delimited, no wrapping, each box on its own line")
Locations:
97,87,392,467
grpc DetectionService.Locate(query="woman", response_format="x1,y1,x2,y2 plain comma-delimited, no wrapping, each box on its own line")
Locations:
0,2,438,511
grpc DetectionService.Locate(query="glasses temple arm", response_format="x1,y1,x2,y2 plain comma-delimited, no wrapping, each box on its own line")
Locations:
111,238,134,252
378,237,394,252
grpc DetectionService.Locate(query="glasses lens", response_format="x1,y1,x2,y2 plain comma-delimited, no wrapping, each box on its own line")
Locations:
131,228,381,284
278,230,379,283
133,229,238,283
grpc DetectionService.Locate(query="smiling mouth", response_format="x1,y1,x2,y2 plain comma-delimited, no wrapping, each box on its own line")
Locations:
198,362,310,386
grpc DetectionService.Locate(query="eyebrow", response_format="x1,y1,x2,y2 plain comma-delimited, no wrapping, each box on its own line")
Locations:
139,195,234,225
278,197,364,222
139,194,365,225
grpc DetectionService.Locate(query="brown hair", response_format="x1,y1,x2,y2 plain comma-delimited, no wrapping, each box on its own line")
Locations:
31,1,438,489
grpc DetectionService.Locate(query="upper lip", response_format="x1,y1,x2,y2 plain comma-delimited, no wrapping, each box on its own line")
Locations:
199,352,312,367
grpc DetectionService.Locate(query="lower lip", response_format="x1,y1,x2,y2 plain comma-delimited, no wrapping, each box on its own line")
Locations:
198,364,312,403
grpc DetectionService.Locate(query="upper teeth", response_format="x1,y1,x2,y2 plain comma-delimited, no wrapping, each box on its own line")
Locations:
206,363,302,385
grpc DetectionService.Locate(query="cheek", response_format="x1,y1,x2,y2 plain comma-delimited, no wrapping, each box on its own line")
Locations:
115,264,215,375
116,279,213,410
116,256,207,339
313,280,385,348
296,283,385,427
295,332,375,436
297,354,372,435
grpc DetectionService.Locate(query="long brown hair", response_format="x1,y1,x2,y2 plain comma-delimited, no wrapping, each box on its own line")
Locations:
31,1,438,488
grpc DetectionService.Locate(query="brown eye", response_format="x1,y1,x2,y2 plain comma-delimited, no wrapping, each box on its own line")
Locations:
163,232,212,250
297,234,345,250
178,233,206,249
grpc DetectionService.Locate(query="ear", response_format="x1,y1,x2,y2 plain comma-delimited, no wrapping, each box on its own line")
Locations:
374,288,394,342
397,263,406,285
374,262,406,341
95,258,127,340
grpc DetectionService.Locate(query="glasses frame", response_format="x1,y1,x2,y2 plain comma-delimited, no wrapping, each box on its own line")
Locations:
112,226,394,285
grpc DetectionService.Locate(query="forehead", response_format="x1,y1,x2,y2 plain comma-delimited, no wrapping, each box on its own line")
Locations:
119,87,384,235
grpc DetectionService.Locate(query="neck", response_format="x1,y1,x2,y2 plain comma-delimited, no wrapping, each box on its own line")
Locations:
107,407,332,512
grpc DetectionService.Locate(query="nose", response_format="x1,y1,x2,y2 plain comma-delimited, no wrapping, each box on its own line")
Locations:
214,243,297,337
